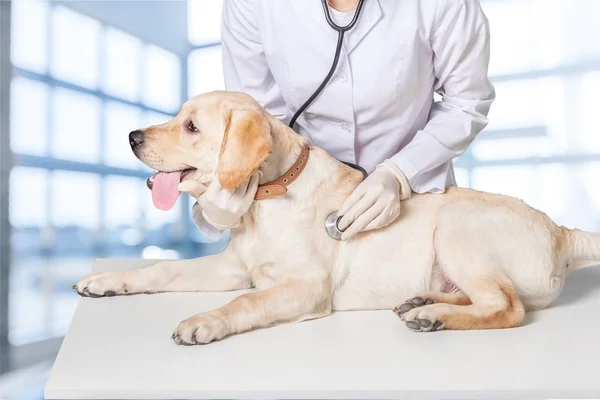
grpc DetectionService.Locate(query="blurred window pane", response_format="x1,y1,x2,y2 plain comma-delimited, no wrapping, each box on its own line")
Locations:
143,45,181,113
474,77,565,160
105,102,142,168
484,0,564,76
10,167,48,228
11,0,48,73
9,256,46,345
486,77,564,131
473,137,554,162
471,163,600,232
144,111,173,127
51,171,101,230
104,176,142,232
579,162,600,231
188,46,224,97
484,0,600,76
561,1,600,65
103,27,143,101
453,167,469,188
471,164,567,221
581,72,600,153
50,6,101,89
51,88,102,162
188,0,223,45
10,77,48,156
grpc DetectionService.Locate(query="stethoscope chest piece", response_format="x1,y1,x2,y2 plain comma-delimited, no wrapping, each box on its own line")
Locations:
325,211,345,240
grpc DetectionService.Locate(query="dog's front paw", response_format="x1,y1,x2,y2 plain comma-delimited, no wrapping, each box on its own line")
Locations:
73,272,131,298
172,314,226,346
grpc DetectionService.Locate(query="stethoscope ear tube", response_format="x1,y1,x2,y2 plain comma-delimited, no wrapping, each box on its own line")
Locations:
288,0,368,178
288,27,345,130
288,0,367,131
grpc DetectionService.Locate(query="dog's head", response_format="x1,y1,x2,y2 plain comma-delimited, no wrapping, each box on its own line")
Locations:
129,91,273,209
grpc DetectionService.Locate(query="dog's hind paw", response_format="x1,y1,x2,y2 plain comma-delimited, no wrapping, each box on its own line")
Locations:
404,316,444,332
394,297,445,332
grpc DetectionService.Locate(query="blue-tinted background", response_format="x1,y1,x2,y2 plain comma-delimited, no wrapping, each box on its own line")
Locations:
1,0,600,398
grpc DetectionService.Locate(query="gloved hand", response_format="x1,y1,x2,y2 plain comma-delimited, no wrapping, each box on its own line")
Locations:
193,173,260,231
337,160,411,241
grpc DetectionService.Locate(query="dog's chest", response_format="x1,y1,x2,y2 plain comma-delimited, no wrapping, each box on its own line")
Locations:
232,203,335,286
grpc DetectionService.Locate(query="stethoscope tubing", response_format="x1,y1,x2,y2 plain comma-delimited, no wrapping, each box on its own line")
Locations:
288,0,368,178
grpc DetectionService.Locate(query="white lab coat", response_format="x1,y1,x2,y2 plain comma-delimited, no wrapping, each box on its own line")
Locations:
221,0,495,193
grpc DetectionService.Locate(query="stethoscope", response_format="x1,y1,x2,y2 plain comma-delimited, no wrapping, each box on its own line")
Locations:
287,0,367,240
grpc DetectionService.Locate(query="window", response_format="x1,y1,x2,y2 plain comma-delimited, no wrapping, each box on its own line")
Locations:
144,110,173,127
9,167,49,234
104,176,144,246
143,44,181,112
187,0,224,96
50,6,101,89
581,72,600,153
10,77,49,156
103,28,143,102
8,2,190,346
51,88,102,163
471,164,567,220
51,171,101,231
10,0,49,74
485,0,564,76
188,47,224,97
454,0,600,233
188,0,223,45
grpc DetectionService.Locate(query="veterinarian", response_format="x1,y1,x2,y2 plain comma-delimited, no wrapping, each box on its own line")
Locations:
183,0,495,241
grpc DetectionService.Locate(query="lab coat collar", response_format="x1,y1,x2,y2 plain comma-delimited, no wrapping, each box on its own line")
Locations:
344,0,383,53
301,0,383,54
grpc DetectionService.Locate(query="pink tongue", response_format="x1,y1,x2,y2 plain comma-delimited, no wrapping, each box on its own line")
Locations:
151,171,182,211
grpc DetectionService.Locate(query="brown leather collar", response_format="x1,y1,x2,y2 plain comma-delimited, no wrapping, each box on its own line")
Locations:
255,144,310,200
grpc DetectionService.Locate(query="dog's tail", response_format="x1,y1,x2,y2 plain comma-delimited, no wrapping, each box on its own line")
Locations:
564,228,600,271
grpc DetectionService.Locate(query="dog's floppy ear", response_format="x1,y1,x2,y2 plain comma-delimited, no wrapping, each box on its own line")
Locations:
218,108,272,190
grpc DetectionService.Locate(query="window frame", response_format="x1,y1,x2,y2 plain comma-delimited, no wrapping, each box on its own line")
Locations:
1,0,14,375
455,60,600,185
3,1,197,372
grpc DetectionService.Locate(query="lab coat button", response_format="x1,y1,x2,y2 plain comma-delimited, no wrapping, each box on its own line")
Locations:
338,72,348,82
341,123,351,132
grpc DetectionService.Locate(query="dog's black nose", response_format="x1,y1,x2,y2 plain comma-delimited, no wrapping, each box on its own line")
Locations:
129,130,144,149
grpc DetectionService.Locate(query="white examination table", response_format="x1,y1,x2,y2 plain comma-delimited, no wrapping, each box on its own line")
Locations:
45,258,600,399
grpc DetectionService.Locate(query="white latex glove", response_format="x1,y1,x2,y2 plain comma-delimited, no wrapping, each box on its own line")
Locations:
196,173,260,231
338,160,412,241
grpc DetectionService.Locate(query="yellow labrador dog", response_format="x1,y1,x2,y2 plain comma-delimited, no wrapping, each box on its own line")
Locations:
75,91,600,344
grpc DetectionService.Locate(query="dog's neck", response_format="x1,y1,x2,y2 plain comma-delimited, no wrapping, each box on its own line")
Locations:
239,114,363,234
258,117,308,184
255,115,363,203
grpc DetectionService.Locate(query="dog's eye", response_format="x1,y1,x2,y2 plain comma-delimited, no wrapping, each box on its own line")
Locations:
186,121,198,133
